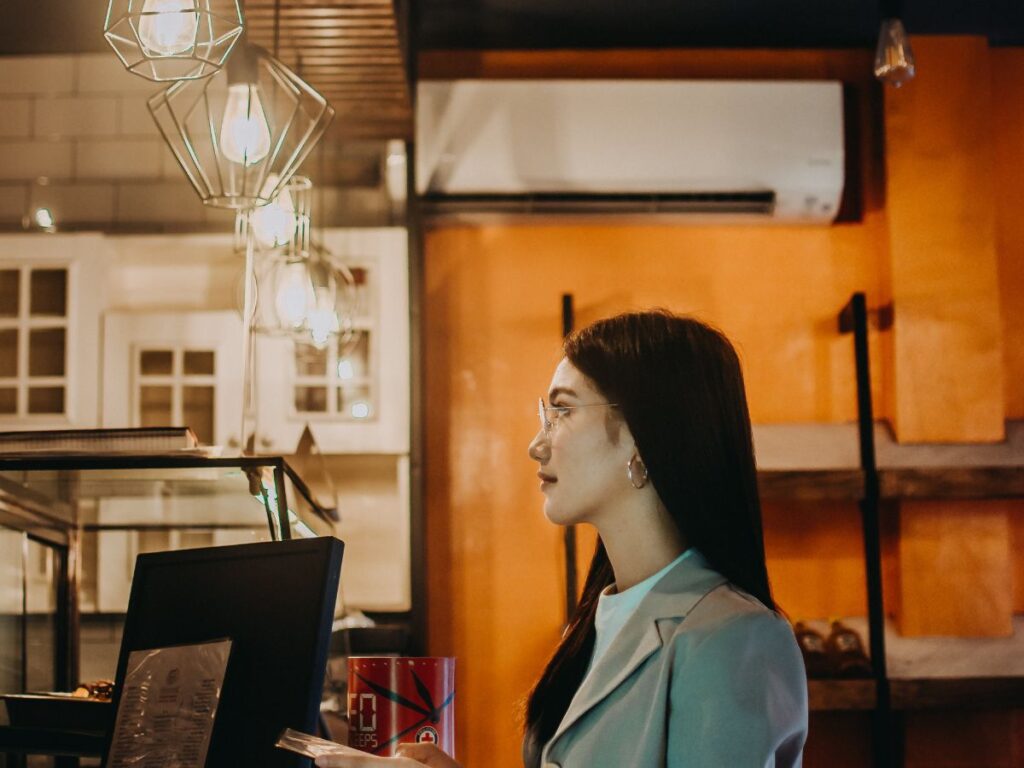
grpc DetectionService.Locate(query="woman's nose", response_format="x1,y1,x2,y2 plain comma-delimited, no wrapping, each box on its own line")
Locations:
528,429,550,462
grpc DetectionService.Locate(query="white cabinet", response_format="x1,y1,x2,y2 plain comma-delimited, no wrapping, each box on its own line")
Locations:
255,228,409,454
102,310,244,447
0,235,105,429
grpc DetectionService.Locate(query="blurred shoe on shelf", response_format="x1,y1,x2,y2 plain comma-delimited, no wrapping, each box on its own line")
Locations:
826,619,873,678
793,621,832,678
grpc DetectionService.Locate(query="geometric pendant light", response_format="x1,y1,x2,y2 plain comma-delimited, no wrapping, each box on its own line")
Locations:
148,40,335,209
103,0,244,82
234,176,359,349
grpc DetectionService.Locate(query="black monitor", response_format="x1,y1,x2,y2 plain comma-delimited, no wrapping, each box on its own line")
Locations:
102,537,344,767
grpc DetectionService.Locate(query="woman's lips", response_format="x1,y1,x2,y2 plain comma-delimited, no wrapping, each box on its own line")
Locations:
537,471,557,484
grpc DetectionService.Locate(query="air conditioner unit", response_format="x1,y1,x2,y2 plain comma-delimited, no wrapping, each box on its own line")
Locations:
416,80,845,224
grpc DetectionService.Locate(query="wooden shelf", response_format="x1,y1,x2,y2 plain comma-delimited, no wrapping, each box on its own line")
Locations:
808,679,876,711
757,469,863,501
802,617,1024,712
879,467,1024,499
890,677,1024,710
752,420,1024,501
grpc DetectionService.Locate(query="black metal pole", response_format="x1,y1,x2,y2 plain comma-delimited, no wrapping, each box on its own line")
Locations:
839,292,893,767
561,294,578,624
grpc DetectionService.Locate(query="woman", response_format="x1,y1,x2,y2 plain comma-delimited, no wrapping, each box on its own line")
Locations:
319,310,808,768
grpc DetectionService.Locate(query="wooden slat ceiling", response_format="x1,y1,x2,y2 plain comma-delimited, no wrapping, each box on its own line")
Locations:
245,0,412,140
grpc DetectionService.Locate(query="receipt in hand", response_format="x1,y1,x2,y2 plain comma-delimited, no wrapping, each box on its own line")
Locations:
276,728,369,759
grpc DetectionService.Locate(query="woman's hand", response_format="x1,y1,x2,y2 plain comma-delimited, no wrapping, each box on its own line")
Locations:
315,743,462,768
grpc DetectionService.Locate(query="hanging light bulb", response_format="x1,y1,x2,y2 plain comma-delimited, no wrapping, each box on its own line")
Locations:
303,257,341,349
220,84,272,165
246,175,313,249
217,42,272,166
104,0,242,82
136,0,199,56
874,18,916,87
273,260,317,330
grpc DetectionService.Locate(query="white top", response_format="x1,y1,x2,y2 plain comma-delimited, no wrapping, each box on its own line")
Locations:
586,548,696,676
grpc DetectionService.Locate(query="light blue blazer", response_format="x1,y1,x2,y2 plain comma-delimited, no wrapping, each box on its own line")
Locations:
535,551,808,768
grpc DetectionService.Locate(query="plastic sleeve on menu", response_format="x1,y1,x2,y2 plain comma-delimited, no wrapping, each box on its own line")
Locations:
276,728,368,759
105,638,232,768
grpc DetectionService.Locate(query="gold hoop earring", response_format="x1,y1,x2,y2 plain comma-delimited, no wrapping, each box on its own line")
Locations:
626,456,648,489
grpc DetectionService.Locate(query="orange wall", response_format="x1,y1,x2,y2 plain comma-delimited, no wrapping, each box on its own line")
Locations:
992,49,1024,421
420,44,1024,766
884,38,1005,442
423,222,887,766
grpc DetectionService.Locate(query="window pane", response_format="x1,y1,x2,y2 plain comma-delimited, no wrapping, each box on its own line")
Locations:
184,350,215,375
138,530,171,554
0,329,16,377
337,331,370,381
28,386,63,414
350,266,370,317
180,531,215,550
0,529,24,696
0,388,15,414
28,328,65,377
295,342,327,377
79,527,98,613
140,349,173,375
140,385,173,427
0,270,18,317
338,385,373,419
183,385,214,445
295,386,327,413
29,269,67,317
24,550,57,691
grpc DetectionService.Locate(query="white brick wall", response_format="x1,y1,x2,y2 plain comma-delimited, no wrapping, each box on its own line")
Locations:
76,55,162,96
0,53,198,226
35,96,119,138
0,99,33,138
76,138,165,179
0,56,75,96
116,183,205,224
0,53,386,230
0,186,27,220
0,140,74,180
29,182,116,224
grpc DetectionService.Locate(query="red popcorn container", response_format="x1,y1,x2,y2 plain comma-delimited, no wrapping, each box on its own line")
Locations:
347,656,456,757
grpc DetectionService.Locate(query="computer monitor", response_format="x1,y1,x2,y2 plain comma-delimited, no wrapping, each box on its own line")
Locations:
102,537,344,767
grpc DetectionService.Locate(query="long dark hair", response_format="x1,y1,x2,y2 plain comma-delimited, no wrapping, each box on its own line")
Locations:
522,310,774,766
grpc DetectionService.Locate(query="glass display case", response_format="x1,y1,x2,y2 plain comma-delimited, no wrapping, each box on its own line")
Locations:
0,454,334,704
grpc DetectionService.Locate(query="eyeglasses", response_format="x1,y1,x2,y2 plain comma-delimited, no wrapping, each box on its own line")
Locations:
538,397,619,435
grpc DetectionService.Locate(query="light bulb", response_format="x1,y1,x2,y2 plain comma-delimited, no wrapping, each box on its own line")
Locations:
874,19,916,87
307,307,339,349
137,0,199,57
251,177,295,248
34,208,55,230
219,84,272,166
274,264,315,330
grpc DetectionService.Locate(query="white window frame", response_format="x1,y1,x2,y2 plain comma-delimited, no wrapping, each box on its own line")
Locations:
102,310,244,448
0,235,106,429
256,228,409,454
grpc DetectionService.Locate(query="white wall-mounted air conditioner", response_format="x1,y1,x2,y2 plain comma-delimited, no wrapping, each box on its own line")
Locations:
416,80,846,224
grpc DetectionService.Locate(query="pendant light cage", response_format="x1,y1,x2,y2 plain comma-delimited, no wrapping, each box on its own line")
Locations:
148,43,335,210
235,175,313,253
252,249,360,351
104,0,244,82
